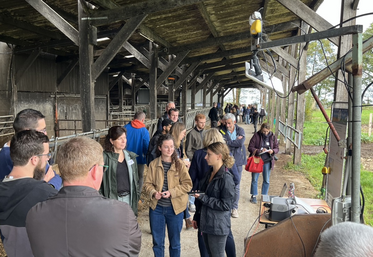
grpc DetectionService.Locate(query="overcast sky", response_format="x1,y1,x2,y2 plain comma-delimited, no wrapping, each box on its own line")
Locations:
317,0,373,32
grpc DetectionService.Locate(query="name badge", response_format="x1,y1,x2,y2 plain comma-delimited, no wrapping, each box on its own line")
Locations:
128,159,135,165
266,142,269,146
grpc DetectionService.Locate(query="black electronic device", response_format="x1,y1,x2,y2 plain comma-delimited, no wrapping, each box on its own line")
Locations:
269,197,296,222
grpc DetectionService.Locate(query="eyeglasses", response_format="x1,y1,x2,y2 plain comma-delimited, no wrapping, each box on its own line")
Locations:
37,153,52,159
89,164,108,172
37,128,47,134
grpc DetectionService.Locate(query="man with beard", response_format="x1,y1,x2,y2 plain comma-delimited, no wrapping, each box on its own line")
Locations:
219,113,246,218
0,130,57,257
146,118,173,165
0,109,62,189
156,101,175,132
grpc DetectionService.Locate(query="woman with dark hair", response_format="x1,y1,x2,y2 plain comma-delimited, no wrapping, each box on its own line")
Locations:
100,126,140,215
190,129,238,257
248,123,279,204
144,134,192,257
193,142,235,257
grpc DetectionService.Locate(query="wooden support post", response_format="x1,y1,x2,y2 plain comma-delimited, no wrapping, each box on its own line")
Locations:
210,88,213,106
294,22,309,165
119,78,124,112
202,82,207,108
334,0,356,102
131,73,136,111
78,1,95,132
285,45,297,154
168,82,175,102
149,43,158,119
280,76,287,142
275,83,282,138
182,81,187,122
191,81,196,109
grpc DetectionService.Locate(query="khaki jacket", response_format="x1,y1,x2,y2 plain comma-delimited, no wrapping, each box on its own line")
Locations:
144,157,192,215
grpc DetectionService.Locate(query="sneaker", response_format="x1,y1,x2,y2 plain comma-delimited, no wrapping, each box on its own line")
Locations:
231,209,239,218
250,195,257,204
189,203,196,212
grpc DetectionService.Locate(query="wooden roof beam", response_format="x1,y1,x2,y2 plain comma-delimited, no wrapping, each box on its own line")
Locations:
276,0,339,46
156,51,190,90
92,15,147,80
90,0,205,26
26,0,79,45
0,13,62,40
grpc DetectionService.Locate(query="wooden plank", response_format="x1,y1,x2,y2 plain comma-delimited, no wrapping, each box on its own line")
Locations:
0,13,61,40
92,14,147,80
195,73,214,92
173,62,200,91
149,43,158,119
26,0,79,45
276,0,339,45
57,58,78,87
78,0,95,132
156,51,190,89
122,41,151,69
15,48,41,84
91,0,205,26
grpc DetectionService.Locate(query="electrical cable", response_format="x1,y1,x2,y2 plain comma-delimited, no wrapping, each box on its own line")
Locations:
286,200,306,257
360,185,365,224
328,12,373,29
310,218,332,256
243,213,262,257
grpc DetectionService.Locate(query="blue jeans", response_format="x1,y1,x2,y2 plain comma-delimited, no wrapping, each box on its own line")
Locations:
149,205,183,257
245,114,251,124
197,229,236,257
233,165,242,209
250,162,271,196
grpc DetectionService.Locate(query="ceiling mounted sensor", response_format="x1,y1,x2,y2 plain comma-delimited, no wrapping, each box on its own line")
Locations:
246,10,284,96
245,62,284,95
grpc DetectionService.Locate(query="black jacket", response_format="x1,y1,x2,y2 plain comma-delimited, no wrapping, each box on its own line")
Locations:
208,107,219,122
194,165,235,236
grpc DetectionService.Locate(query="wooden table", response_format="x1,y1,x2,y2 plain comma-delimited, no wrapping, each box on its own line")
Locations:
259,197,331,228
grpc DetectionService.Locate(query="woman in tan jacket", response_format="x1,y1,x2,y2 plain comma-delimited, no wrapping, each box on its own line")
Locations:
144,133,192,257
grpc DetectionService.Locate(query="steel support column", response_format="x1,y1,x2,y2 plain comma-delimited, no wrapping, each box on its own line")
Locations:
351,32,362,223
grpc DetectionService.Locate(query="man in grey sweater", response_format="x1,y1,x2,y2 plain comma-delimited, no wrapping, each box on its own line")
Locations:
26,136,142,257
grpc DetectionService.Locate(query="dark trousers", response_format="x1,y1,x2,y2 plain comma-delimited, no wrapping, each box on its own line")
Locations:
197,229,236,257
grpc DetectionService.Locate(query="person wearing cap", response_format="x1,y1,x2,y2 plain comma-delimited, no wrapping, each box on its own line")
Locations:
146,119,173,166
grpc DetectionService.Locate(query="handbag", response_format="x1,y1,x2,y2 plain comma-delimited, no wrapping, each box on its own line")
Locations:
245,150,264,173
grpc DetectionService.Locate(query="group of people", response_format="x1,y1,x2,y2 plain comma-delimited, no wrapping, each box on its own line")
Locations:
224,103,267,133
0,103,281,257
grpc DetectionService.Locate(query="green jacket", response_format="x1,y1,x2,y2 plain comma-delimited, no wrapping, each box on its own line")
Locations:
101,150,140,215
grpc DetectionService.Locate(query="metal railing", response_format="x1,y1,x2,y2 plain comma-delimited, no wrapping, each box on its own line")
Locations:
49,129,109,161
278,120,302,149
0,115,15,139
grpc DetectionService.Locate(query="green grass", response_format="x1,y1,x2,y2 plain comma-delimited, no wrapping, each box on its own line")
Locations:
288,107,373,225
284,153,373,226
302,107,373,145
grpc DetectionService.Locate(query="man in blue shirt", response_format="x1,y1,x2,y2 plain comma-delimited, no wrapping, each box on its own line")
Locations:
219,113,246,218
125,111,150,193
0,109,62,189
